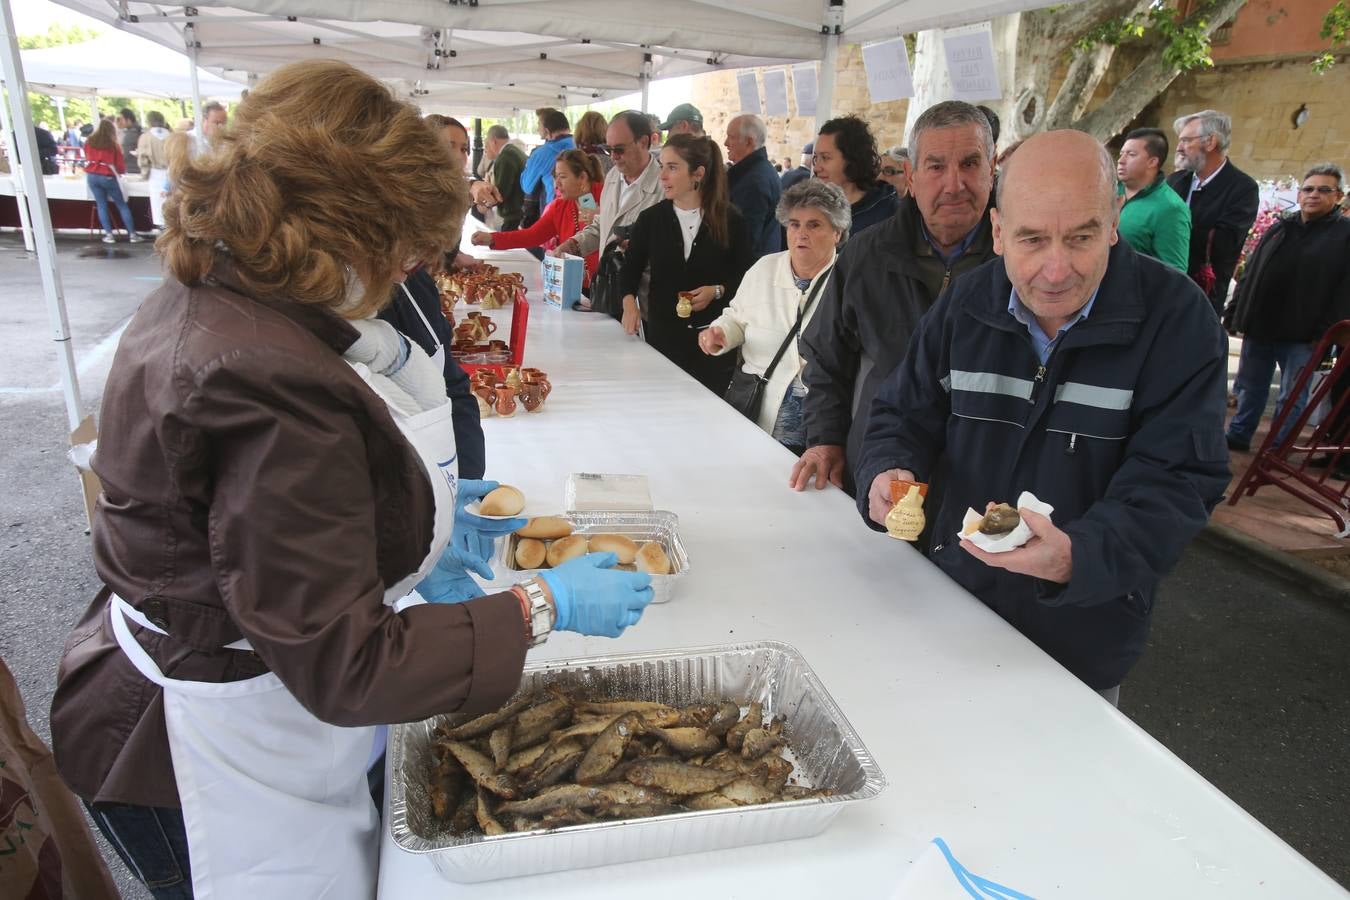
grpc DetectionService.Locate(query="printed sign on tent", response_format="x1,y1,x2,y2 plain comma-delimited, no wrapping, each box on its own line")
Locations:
736,71,762,114
763,68,789,117
791,62,818,118
861,38,914,103
941,21,1001,101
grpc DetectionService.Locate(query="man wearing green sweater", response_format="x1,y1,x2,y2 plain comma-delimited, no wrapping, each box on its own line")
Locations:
1116,128,1191,271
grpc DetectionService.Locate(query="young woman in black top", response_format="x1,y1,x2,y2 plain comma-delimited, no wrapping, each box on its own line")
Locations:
620,134,754,394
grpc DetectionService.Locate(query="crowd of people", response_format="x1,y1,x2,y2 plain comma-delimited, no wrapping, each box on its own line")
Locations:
23,56,1350,898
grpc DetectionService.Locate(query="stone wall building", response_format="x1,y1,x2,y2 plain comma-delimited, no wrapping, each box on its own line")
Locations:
686,0,1348,182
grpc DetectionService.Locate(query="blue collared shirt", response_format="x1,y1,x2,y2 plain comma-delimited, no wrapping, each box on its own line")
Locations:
920,221,981,267
1008,288,1099,364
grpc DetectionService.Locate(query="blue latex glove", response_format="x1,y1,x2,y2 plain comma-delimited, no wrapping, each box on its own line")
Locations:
417,544,488,604
454,479,528,572
537,553,654,638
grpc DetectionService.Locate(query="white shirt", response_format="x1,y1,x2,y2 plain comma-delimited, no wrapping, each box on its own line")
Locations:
1186,159,1227,205
674,205,703,260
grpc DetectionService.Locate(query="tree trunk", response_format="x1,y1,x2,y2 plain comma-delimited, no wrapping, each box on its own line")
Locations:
1073,0,1250,140
1043,43,1118,130
902,30,951,146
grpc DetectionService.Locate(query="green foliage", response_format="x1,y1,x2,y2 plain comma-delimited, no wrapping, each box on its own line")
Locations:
17,22,102,50
1313,0,1350,73
1074,0,1217,71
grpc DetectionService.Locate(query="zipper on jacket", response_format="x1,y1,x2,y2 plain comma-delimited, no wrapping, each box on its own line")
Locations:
1028,364,1047,404
1065,433,1078,455
940,267,952,294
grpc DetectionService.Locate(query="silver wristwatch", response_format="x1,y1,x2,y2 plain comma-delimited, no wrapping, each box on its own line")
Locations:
518,578,555,647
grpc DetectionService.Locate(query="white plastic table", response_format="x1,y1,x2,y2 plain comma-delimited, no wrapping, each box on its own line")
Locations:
377,241,1346,899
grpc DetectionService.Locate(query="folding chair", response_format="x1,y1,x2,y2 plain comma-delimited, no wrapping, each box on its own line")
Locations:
1228,320,1350,537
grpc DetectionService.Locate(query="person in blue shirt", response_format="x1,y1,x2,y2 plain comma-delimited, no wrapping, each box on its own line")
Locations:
519,108,575,230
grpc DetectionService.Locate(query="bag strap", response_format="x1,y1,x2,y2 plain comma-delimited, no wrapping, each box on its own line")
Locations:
760,265,833,383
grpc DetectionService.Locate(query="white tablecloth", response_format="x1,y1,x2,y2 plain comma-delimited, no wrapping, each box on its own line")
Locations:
378,241,1346,899
0,172,151,199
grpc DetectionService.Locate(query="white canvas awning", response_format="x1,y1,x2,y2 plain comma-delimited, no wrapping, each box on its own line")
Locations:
12,30,244,100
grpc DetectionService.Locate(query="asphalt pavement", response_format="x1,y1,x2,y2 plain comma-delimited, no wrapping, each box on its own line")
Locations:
1,233,1346,897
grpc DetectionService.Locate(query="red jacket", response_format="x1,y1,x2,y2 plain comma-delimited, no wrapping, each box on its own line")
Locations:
83,143,125,177
490,183,603,284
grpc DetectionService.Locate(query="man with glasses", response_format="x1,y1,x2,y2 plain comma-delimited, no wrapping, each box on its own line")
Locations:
1166,109,1259,313
557,110,664,322
1223,163,1350,451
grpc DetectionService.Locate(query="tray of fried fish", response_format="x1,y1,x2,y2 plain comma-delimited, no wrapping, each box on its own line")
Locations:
387,640,886,882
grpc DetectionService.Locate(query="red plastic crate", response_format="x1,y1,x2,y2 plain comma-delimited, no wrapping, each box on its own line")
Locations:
457,295,529,379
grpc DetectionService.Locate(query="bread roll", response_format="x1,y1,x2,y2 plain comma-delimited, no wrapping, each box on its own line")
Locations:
635,541,672,575
589,533,638,564
514,538,546,569
479,485,525,517
516,516,574,540
546,535,589,568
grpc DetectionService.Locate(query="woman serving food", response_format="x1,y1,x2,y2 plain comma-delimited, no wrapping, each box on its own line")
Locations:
49,61,652,900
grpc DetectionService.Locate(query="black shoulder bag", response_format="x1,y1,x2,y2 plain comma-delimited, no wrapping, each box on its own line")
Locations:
585,223,632,320
723,267,831,422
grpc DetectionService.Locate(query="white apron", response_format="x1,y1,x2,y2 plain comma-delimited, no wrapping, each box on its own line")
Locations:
147,167,170,227
108,362,458,900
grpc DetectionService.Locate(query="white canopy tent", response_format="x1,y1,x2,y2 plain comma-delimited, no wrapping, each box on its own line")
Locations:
15,29,245,100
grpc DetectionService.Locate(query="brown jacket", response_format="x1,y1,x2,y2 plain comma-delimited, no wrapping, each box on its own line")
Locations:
50,260,528,807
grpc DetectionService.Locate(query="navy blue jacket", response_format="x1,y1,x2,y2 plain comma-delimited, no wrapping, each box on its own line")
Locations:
849,183,898,237
727,146,783,258
855,242,1230,688
378,269,485,479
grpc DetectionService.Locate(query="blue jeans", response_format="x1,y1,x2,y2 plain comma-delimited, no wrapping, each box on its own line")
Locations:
87,172,136,235
1228,338,1315,446
85,802,194,898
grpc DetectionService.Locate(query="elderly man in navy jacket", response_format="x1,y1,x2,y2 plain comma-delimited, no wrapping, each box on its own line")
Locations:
856,131,1230,703
725,114,783,258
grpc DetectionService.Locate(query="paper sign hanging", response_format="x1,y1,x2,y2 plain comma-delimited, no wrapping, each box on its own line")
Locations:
791,62,818,118
736,71,762,114
941,21,1001,101
762,68,789,117
861,38,915,103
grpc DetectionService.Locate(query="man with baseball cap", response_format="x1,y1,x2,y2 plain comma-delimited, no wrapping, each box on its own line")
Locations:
660,103,705,137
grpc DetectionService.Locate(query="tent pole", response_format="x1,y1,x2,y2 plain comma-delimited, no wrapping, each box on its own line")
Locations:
639,52,652,112
0,0,85,432
814,0,843,134
188,35,203,138
0,84,36,252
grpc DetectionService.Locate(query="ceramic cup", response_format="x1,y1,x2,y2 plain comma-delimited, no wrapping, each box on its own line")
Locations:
494,383,518,417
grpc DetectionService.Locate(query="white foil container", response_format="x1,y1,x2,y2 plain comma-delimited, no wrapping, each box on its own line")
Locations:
495,510,689,603
386,641,887,883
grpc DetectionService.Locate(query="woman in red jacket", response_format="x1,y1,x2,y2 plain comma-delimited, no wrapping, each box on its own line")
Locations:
472,149,603,284
83,119,143,244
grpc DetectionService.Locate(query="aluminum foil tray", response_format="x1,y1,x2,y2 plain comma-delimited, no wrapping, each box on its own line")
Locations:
495,510,688,604
387,641,886,883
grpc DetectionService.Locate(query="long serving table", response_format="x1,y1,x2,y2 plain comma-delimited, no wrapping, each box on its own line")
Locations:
0,173,153,231
378,237,1347,898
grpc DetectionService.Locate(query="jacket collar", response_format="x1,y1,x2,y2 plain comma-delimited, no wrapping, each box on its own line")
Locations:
202,254,360,355
1123,173,1168,204
965,241,1146,348
728,146,770,181
891,193,995,268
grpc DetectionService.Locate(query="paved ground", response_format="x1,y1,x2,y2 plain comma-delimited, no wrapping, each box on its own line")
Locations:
1,234,1346,897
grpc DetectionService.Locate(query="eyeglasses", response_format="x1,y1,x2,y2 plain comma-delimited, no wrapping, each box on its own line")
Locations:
1300,185,1340,195
881,167,903,177
1176,135,1206,145
603,143,627,157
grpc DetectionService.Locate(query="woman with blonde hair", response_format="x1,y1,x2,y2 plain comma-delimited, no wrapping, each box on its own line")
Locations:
620,134,754,393
574,109,614,174
49,59,651,899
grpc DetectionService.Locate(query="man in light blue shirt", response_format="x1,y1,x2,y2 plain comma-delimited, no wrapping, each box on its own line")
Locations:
1009,288,1099,364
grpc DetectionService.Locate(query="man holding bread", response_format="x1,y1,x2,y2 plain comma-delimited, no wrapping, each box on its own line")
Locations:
854,131,1230,704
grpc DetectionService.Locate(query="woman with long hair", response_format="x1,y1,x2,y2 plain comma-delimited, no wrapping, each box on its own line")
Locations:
48,60,651,899
812,115,897,236
83,118,142,244
472,149,604,283
574,110,614,175
619,134,754,394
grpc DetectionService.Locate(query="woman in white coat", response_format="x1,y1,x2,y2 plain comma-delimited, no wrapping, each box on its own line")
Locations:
699,180,850,454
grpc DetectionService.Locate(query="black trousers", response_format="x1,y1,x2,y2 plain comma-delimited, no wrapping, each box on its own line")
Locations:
644,317,736,395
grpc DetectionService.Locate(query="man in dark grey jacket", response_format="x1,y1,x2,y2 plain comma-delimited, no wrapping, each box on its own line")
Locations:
791,101,997,494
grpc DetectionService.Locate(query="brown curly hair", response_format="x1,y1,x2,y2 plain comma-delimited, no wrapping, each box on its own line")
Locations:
158,60,468,318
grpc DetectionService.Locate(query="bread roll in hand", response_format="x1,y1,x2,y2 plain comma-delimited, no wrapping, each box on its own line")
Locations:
479,485,525,516
516,516,574,540
589,533,638,564
546,535,590,568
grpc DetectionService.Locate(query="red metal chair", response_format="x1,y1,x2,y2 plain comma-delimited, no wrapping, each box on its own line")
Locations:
1228,320,1350,537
